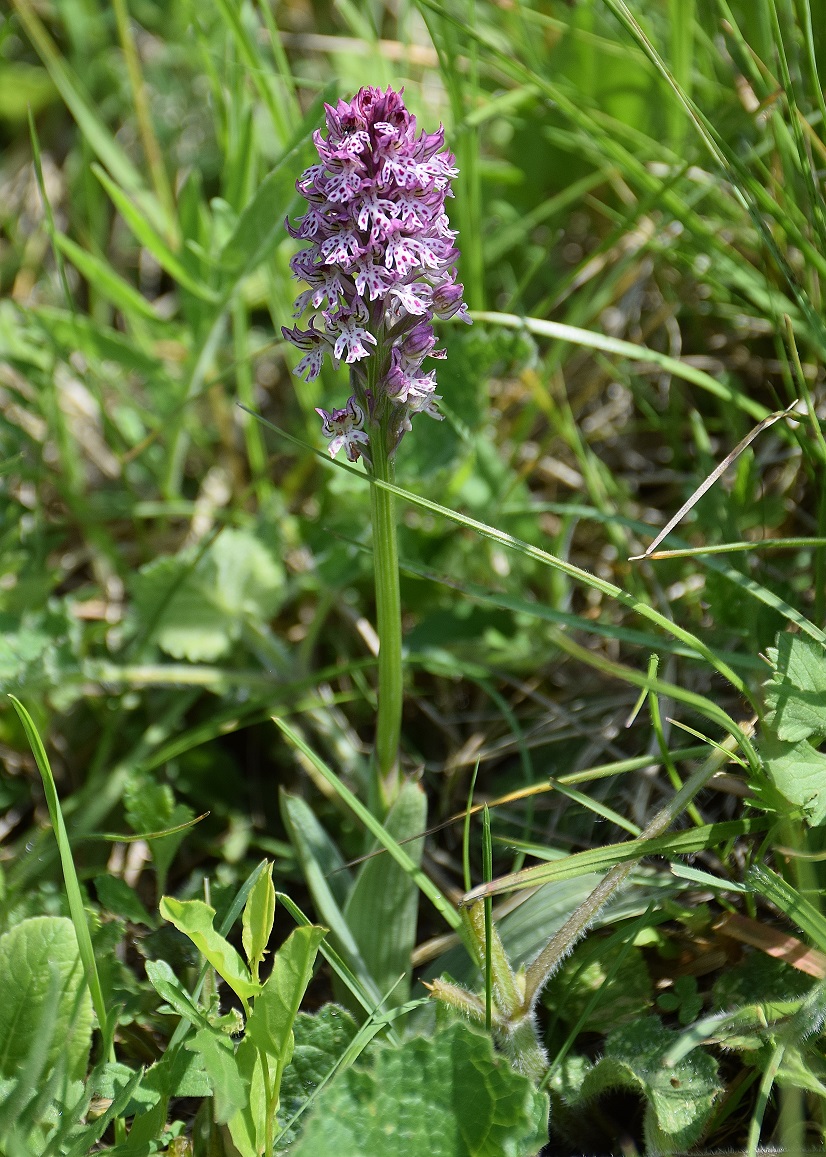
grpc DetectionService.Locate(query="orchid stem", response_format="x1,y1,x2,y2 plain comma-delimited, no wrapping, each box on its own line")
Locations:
368,417,403,812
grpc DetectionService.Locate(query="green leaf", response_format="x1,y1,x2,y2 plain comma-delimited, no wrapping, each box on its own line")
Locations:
0,916,92,1081
242,861,276,980
159,897,260,1001
280,792,385,1011
94,875,156,928
277,1005,358,1149
290,1020,549,1157
552,1016,721,1152
132,529,285,662
226,1037,267,1157
187,1027,247,1124
760,734,826,825
246,925,327,1071
125,774,193,887
343,780,427,1008
219,140,311,283
145,958,209,1028
765,634,826,743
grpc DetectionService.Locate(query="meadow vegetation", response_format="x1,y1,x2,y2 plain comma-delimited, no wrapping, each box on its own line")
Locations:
1,0,826,1153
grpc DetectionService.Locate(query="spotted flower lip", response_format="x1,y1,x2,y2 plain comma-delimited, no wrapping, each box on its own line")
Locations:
315,397,370,463
282,85,470,462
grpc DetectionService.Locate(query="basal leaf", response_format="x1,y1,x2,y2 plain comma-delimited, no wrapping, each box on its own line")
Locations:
343,779,426,1008
159,897,260,1001
94,875,155,928
290,1020,549,1157
0,917,92,1082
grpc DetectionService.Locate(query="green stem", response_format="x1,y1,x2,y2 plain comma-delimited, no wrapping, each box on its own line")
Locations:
368,419,403,811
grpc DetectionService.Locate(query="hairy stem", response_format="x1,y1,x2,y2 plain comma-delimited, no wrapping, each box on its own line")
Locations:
522,724,754,1011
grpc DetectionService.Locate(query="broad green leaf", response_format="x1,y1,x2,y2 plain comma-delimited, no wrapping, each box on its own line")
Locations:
277,1005,358,1150
0,916,92,1081
187,1026,247,1124
764,634,826,743
760,735,826,825
274,721,462,933
219,136,314,282
343,779,426,1007
132,530,284,662
159,897,260,1001
242,861,276,980
280,792,385,1011
291,1019,548,1157
711,951,812,1008
246,926,327,1069
552,1016,721,1152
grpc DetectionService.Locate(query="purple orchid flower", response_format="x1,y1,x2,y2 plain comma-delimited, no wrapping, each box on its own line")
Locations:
282,86,470,462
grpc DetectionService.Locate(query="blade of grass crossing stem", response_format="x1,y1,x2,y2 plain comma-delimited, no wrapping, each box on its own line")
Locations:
549,780,641,837
8,698,112,1054
343,780,427,1008
280,792,387,1012
276,891,401,1039
242,410,754,703
463,759,481,895
482,804,493,1033
273,716,464,934
465,817,770,901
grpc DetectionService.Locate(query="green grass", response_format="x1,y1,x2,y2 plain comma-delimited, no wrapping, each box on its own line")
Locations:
1,0,826,1152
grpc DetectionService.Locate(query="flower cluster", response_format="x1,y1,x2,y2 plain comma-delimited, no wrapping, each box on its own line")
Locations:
282,85,470,462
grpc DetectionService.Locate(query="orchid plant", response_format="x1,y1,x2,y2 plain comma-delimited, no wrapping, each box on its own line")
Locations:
283,87,469,810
